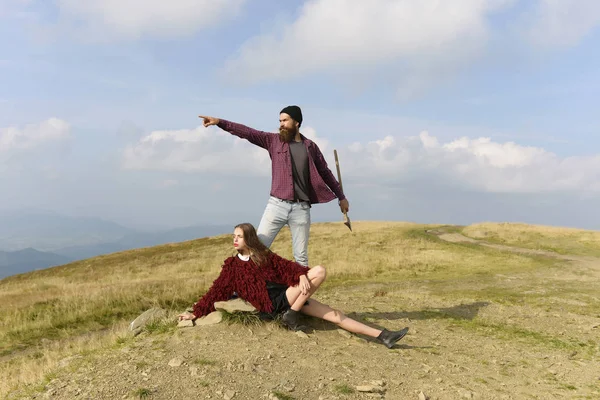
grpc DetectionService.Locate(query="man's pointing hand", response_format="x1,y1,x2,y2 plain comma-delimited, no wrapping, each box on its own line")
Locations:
199,115,220,127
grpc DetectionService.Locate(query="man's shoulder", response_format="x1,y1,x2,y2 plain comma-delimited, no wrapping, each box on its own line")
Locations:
300,135,319,149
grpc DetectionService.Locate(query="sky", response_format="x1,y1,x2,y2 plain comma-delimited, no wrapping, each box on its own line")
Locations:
0,0,599,231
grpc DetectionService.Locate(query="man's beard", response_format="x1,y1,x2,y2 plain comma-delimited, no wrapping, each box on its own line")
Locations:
279,127,296,143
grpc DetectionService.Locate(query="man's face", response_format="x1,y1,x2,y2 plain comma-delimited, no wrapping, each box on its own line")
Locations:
279,113,298,142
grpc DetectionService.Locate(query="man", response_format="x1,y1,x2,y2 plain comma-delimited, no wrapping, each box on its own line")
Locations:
199,105,349,266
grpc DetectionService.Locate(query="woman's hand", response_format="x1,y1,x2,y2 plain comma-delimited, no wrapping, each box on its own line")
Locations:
299,275,311,295
178,312,196,321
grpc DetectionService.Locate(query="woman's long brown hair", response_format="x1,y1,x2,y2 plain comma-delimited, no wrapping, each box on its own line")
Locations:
234,223,271,267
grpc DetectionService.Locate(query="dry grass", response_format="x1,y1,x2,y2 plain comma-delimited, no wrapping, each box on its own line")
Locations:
462,222,600,256
0,220,596,397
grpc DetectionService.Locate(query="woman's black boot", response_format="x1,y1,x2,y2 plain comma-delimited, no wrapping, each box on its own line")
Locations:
378,327,409,348
282,309,307,331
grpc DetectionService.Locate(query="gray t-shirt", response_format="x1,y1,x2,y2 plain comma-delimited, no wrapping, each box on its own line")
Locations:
289,141,310,202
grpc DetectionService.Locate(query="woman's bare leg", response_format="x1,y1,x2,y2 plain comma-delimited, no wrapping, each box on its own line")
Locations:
285,265,326,311
299,298,382,338
282,270,409,346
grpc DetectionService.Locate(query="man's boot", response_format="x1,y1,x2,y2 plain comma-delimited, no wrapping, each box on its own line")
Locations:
282,309,307,331
377,327,409,349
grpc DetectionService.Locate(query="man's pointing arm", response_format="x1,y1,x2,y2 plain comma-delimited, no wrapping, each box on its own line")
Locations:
199,115,271,149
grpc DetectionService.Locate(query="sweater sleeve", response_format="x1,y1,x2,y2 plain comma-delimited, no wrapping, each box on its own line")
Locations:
192,258,235,318
269,252,309,287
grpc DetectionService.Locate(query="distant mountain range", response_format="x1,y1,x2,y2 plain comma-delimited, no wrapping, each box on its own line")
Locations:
52,224,232,260
0,248,73,279
0,211,231,279
0,212,134,251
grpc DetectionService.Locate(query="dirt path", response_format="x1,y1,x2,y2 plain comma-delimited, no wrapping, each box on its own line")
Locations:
431,230,600,278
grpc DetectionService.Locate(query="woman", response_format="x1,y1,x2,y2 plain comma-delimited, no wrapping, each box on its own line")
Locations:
178,223,409,348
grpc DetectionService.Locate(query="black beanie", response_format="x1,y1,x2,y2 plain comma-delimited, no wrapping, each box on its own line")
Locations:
280,105,303,127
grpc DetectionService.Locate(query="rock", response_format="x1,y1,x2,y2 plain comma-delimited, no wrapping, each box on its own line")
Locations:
168,357,184,367
244,361,257,372
178,319,194,328
224,389,236,400
283,383,295,392
457,388,474,399
129,308,166,336
337,329,352,339
356,385,385,393
214,298,257,313
190,366,199,376
196,311,224,326
255,365,267,374
296,331,309,339
418,391,429,400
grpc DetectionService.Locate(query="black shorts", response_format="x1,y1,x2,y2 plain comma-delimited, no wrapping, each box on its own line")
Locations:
261,281,309,320
265,282,291,317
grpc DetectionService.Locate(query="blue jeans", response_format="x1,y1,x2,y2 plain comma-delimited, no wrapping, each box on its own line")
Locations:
257,196,311,266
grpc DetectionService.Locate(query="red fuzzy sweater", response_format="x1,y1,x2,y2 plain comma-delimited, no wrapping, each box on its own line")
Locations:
192,252,309,318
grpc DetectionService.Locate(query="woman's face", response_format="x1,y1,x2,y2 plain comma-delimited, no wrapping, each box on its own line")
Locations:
233,227,248,253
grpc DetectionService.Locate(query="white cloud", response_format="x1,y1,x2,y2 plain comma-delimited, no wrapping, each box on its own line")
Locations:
122,126,270,175
0,118,70,152
122,123,600,195
54,0,246,41
344,132,600,194
122,125,335,177
526,0,600,48
222,0,514,97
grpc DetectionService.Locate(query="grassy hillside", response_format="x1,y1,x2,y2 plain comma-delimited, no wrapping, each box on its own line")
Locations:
462,222,600,257
1,221,599,399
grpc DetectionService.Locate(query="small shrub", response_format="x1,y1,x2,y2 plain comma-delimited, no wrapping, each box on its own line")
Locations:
144,319,174,334
221,311,262,326
270,391,295,400
334,383,354,395
194,357,216,366
134,387,152,399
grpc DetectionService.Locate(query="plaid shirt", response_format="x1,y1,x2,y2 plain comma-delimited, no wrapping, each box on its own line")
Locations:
217,119,346,204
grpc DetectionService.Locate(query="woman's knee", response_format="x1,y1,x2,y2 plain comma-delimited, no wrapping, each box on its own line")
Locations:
312,265,327,280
